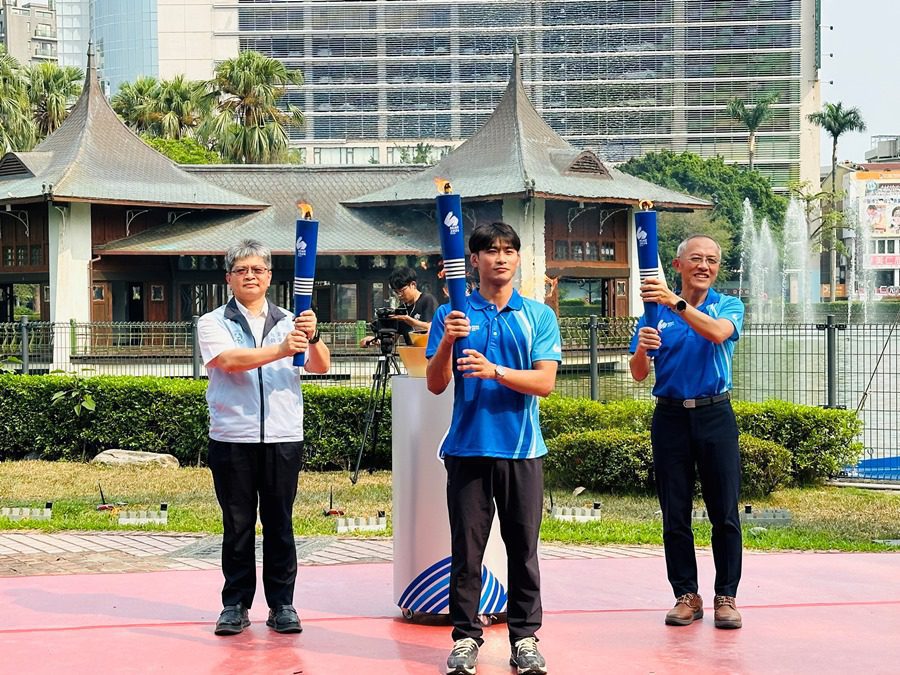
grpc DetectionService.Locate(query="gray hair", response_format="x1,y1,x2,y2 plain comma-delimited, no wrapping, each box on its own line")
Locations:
676,234,722,259
225,239,272,271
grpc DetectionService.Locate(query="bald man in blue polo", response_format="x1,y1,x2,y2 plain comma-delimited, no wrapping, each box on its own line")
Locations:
426,221,561,675
630,234,745,631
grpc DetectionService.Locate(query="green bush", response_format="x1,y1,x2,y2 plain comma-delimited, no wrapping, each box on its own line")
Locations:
0,375,390,469
731,400,864,485
736,433,793,497
0,376,860,485
545,429,792,497
541,396,862,485
545,429,654,492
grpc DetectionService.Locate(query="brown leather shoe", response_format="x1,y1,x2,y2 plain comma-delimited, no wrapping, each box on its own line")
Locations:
714,595,742,629
665,593,703,626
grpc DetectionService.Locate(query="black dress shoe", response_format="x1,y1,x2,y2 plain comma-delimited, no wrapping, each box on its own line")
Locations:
266,605,303,633
214,603,250,635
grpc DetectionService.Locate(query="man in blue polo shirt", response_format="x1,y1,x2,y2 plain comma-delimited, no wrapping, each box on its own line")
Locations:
630,234,745,630
426,222,562,675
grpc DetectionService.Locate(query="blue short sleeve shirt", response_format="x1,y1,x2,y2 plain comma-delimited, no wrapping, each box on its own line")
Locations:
629,288,744,399
426,289,562,459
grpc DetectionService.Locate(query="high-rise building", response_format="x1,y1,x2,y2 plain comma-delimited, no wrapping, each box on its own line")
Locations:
0,0,58,65
90,0,234,94
56,0,89,70
87,0,821,187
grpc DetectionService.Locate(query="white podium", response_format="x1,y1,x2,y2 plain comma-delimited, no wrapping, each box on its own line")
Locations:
391,375,508,619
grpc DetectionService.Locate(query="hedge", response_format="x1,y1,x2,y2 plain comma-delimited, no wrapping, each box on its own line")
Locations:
0,375,390,470
0,375,861,485
545,430,793,497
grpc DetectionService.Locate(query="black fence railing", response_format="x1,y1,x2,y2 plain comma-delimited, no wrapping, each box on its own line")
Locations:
3,315,898,480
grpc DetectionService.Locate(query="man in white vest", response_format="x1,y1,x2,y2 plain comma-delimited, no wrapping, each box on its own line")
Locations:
198,239,330,636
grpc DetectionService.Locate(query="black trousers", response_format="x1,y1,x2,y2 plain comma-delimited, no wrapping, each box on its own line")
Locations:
208,439,303,609
445,455,544,646
651,401,742,598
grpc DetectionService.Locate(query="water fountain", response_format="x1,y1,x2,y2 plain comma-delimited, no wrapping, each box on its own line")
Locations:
739,197,816,323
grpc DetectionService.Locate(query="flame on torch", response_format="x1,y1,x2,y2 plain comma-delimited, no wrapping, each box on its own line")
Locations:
433,177,453,195
296,201,314,219
638,199,654,211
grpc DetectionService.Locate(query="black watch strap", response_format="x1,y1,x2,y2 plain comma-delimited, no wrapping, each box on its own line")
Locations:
308,329,321,344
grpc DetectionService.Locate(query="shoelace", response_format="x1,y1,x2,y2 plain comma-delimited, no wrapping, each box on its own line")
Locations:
515,637,540,658
715,596,736,609
675,593,699,605
451,639,477,657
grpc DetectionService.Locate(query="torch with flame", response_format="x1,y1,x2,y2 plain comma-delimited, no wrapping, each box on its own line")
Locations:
635,199,659,357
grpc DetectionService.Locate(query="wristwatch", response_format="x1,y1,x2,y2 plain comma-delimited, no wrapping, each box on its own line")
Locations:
307,329,321,344
674,298,687,313
494,364,508,380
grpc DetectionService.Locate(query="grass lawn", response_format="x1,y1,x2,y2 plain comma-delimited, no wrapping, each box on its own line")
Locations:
1,461,898,552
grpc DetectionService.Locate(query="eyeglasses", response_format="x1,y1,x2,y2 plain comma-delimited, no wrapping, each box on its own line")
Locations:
229,266,270,276
392,283,411,296
685,256,720,267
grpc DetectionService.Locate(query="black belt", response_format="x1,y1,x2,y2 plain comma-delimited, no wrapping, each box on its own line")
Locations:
656,392,731,409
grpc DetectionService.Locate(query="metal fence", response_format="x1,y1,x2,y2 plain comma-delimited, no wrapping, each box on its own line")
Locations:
3,315,898,480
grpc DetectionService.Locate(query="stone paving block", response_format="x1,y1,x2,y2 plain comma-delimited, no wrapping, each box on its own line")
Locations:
550,506,602,523
335,516,387,534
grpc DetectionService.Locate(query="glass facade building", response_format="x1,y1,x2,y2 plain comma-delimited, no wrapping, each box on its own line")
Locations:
56,0,90,70
91,0,158,93
226,0,820,186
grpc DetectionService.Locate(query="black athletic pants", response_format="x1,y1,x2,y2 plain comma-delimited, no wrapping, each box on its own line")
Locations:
651,401,742,598
445,455,544,646
208,439,303,609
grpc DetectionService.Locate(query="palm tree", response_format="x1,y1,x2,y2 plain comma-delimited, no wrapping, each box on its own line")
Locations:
807,101,867,302
147,75,215,139
726,93,779,171
111,76,161,135
25,61,84,138
808,102,867,194
0,47,37,152
204,50,304,164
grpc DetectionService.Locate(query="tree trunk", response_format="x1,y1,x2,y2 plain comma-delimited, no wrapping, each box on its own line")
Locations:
748,132,756,171
829,138,839,303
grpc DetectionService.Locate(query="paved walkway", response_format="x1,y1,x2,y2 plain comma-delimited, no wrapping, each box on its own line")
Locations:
0,531,669,576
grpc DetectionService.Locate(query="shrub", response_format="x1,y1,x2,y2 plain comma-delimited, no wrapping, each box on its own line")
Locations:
545,429,654,492
545,429,792,497
540,396,653,441
732,400,864,485
737,433,793,497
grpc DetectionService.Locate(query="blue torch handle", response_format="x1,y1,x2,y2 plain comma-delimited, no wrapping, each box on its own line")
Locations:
635,210,660,358
293,218,319,367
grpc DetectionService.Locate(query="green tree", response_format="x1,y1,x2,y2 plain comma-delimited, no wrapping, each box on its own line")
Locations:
24,61,83,138
111,76,162,135
398,142,435,164
619,150,787,272
147,75,214,139
204,50,304,164
0,47,37,152
142,136,222,164
807,102,866,301
726,92,778,171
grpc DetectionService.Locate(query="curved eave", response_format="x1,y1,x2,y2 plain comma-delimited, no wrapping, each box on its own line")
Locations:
57,196,269,210
531,192,711,211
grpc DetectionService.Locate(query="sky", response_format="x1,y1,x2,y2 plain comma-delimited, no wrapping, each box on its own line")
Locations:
819,0,900,164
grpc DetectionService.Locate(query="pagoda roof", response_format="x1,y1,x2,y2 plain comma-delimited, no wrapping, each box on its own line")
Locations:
96,165,439,255
0,48,265,211
346,49,709,211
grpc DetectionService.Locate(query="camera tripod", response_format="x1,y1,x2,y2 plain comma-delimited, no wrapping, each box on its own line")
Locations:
351,333,402,484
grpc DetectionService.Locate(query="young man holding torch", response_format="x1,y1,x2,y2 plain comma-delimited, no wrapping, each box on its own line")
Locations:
629,234,745,630
426,222,562,675
198,239,330,636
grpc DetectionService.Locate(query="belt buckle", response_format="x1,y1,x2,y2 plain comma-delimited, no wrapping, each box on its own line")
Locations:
682,399,697,409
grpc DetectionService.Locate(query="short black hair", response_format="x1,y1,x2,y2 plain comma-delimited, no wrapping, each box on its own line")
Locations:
388,266,417,291
468,222,520,254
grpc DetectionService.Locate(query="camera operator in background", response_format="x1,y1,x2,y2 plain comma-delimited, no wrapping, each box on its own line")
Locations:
361,266,439,347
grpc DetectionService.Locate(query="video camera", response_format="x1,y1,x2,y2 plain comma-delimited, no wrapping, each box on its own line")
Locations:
369,305,410,354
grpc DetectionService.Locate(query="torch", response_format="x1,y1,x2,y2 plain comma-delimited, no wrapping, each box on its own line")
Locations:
635,199,659,358
434,178,475,399
293,201,319,368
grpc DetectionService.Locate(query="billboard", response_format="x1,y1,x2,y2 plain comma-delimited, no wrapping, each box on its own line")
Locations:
857,172,900,237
